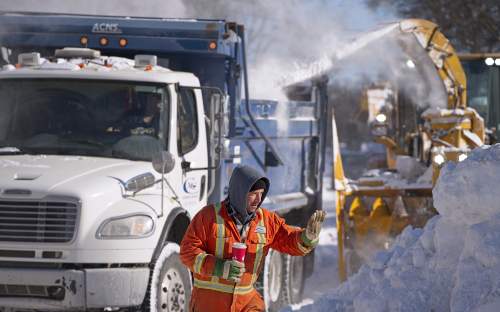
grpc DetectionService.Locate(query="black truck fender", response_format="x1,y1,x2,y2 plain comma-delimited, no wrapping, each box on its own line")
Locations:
150,207,191,264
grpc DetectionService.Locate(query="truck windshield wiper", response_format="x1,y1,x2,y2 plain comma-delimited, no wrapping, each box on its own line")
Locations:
60,138,105,148
0,146,24,155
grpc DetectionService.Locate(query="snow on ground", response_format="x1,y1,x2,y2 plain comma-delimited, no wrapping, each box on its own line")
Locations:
282,144,500,311
301,212,339,303
284,178,341,309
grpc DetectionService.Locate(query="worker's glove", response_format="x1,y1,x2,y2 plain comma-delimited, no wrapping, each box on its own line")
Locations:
301,210,327,248
214,259,245,283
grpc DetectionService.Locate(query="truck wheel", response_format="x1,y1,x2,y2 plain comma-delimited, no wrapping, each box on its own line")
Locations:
150,243,192,312
283,255,304,304
257,249,285,312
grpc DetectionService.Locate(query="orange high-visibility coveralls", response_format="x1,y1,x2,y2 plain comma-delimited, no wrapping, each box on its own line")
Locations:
180,201,311,312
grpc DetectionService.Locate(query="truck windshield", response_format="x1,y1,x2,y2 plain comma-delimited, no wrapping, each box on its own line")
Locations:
0,79,169,161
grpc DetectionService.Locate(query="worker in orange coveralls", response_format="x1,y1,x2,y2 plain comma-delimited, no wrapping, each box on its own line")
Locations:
180,165,326,312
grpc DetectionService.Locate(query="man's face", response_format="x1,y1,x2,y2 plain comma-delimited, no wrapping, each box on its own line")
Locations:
246,188,264,213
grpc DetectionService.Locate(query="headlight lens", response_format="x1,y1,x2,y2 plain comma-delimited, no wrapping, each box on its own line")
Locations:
375,113,387,123
433,154,446,166
97,214,154,239
458,153,468,162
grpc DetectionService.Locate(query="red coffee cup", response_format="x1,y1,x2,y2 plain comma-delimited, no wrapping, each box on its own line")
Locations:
232,242,247,262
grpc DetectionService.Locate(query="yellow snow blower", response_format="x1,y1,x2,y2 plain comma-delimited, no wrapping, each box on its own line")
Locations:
333,19,486,281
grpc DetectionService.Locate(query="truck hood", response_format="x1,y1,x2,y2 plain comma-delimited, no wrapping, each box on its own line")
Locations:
0,155,156,198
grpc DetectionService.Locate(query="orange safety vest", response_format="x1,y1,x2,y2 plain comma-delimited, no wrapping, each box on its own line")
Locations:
180,201,311,312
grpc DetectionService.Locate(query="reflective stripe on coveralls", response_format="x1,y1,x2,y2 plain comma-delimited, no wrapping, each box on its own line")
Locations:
193,279,255,294
251,209,266,284
193,252,208,274
191,203,224,276
212,202,225,283
193,205,266,294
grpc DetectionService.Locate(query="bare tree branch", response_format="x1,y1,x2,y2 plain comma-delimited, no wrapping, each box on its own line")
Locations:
370,0,500,52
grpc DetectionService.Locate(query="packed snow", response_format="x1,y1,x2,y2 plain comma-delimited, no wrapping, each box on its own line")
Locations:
283,144,500,312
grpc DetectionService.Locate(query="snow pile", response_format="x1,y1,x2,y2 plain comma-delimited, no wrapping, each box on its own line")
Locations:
284,144,500,312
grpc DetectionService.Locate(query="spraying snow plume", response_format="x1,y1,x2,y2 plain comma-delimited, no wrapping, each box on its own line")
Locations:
284,21,448,109
245,1,397,101
182,0,397,100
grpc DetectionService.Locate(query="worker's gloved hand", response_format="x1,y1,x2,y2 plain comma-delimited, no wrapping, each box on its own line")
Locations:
214,259,245,283
301,210,327,248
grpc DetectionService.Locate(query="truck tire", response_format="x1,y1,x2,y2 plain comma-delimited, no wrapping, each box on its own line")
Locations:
149,243,192,312
283,255,304,305
255,249,286,312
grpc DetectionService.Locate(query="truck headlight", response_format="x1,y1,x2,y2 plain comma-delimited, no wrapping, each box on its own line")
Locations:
97,214,154,239
458,153,468,162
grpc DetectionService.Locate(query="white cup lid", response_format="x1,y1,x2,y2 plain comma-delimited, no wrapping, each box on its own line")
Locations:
232,242,247,249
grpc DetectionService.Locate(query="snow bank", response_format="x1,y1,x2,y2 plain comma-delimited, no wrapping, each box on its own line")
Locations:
283,144,500,312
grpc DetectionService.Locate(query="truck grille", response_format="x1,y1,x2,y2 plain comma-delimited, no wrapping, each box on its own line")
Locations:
0,197,79,243
0,284,65,300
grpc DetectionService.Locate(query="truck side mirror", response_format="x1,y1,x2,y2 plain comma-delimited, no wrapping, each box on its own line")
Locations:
152,151,175,174
206,90,225,162
210,92,226,138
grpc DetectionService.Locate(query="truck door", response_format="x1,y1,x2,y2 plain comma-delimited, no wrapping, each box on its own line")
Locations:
174,86,209,214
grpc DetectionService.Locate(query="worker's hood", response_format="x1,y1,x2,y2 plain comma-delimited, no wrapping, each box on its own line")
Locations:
228,165,270,224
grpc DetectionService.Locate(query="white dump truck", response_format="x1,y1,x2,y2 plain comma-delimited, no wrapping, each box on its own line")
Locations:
0,48,215,311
